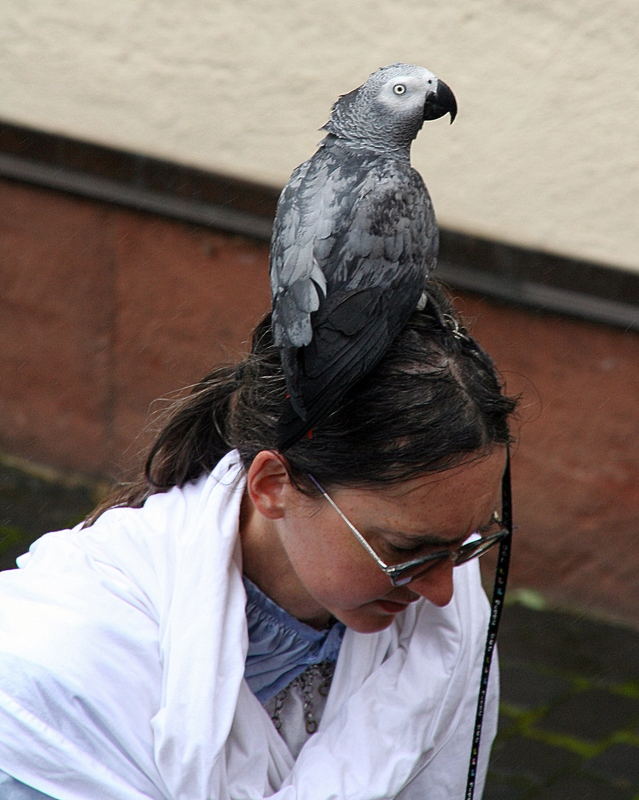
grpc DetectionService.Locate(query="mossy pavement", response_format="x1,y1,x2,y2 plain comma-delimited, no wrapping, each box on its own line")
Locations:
1,458,638,798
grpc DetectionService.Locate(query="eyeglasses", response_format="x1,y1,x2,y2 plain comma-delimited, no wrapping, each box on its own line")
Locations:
307,474,510,587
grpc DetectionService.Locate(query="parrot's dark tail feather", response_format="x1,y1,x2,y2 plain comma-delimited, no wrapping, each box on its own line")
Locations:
280,347,307,421
277,340,383,450
277,407,315,451
276,284,423,450
277,327,392,450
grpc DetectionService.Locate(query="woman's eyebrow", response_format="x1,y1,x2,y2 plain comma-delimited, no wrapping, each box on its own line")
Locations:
369,527,467,548
370,512,499,548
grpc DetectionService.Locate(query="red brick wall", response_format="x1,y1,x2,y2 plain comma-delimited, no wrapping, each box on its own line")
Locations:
1,179,269,477
1,178,638,627
455,294,638,628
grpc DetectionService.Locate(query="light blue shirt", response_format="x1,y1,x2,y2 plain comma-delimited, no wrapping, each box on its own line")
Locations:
242,576,345,702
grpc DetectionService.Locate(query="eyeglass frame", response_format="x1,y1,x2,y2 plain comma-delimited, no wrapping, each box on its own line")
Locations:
306,473,511,587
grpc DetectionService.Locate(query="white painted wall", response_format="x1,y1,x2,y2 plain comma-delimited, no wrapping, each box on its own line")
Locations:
1,0,637,272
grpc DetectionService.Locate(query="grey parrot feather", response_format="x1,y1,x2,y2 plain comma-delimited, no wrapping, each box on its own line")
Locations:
269,63,457,447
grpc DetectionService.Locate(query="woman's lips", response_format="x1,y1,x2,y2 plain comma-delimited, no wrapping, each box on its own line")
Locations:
376,598,410,614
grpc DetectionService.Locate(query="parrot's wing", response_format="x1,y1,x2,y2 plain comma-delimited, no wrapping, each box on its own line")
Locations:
273,147,439,445
269,152,333,350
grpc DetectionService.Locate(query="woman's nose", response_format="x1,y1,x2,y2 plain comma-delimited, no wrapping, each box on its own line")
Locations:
408,559,454,607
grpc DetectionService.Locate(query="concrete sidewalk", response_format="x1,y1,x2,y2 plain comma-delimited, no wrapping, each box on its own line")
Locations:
1,458,638,798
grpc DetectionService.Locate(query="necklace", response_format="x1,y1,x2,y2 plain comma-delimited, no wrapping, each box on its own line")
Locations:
269,661,335,735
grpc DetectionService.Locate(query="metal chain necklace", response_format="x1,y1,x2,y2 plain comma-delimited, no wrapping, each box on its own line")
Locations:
270,661,335,734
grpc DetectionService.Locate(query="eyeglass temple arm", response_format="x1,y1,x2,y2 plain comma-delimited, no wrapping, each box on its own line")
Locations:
306,474,390,571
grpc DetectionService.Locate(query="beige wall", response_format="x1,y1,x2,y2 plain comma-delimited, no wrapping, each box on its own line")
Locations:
1,0,637,273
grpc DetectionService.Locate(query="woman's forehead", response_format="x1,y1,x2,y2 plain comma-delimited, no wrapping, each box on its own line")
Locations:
362,448,505,500
332,449,505,528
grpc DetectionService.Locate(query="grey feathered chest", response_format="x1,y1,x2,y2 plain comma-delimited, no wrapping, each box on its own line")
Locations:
270,136,437,350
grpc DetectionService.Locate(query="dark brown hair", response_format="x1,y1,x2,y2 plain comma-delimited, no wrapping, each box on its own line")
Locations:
88,280,517,520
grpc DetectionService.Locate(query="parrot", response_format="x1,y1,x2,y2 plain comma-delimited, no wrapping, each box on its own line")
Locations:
269,62,457,449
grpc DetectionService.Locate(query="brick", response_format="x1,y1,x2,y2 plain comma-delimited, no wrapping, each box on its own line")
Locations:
490,735,582,783
540,773,634,799
496,709,518,738
499,662,573,710
586,743,639,787
459,293,639,626
483,772,534,800
0,180,114,475
110,211,270,476
536,689,639,743
0,462,97,570
498,605,639,686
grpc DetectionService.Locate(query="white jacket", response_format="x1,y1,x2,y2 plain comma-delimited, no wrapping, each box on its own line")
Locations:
0,452,497,799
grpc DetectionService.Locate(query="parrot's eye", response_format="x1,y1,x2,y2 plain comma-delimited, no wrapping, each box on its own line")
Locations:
393,83,407,95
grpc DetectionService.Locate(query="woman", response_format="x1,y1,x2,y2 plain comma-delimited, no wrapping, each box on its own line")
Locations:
0,282,517,799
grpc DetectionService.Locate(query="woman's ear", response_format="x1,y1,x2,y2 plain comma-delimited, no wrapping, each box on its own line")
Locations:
245,450,291,520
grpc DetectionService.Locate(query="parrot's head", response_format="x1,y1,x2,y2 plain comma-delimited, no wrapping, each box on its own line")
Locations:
323,63,457,154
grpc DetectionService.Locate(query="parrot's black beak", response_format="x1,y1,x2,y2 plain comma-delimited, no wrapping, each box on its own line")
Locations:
423,79,457,124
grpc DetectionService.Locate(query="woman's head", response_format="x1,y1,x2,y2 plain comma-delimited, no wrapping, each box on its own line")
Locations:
241,445,508,632
145,281,517,494
88,280,517,630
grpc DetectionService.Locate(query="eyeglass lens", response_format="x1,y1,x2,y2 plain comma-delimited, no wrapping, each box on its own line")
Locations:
391,530,507,585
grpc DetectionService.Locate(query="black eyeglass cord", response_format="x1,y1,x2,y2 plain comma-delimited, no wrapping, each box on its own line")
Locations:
464,450,513,800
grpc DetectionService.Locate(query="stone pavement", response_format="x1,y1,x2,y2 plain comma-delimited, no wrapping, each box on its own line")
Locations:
0,458,99,573
485,602,639,799
1,457,638,798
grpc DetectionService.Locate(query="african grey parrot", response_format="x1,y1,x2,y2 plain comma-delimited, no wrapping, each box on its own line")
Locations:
269,63,457,448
